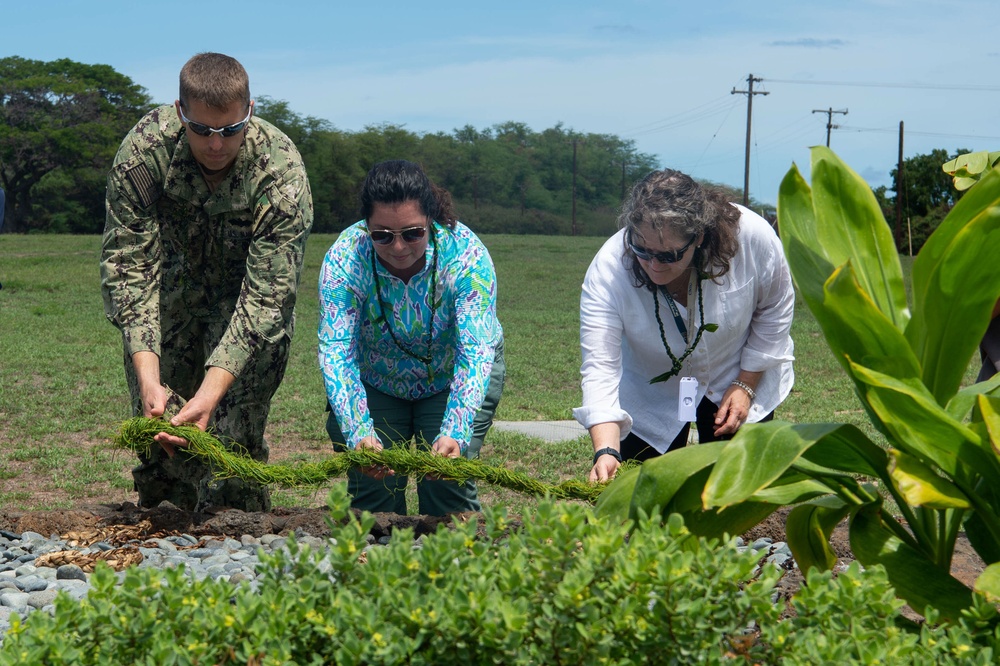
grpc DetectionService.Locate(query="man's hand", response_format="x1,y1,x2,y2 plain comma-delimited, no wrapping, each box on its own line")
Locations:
133,351,167,418
133,358,236,458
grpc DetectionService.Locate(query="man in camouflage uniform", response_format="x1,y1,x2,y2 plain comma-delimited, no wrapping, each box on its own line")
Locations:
101,53,313,512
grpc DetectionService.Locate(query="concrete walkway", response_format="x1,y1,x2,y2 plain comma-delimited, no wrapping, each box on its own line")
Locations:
491,420,587,443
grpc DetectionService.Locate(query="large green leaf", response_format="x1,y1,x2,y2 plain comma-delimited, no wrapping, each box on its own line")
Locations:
786,500,854,574
777,165,912,371
975,562,1000,602
913,165,1000,301
887,449,971,510
945,372,1000,423
796,423,889,478
704,422,887,509
594,444,729,523
777,165,835,310
593,465,642,521
596,443,777,538
624,443,727,514
979,392,1000,454
748,476,835,505
703,423,831,508
808,147,910,329
820,264,922,379
850,507,975,620
849,362,996,481
906,183,1000,403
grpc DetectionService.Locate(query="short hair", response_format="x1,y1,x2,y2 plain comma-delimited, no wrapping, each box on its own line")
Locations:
618,168,741,289
178,53,250,110
358,160,458,229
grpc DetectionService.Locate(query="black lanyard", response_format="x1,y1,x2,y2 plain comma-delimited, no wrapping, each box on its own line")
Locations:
659,287,688,343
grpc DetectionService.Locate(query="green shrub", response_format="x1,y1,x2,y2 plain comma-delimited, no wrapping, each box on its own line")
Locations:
762,563,1000,664
2,486,998,664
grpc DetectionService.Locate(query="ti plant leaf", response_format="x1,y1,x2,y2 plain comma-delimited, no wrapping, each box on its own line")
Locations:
887,449,971,510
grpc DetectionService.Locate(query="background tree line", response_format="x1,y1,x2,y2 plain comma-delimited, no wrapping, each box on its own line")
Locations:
0,56,662,236
0,56,963,248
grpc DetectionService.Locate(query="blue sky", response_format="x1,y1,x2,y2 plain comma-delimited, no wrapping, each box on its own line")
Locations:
6,0,1000,206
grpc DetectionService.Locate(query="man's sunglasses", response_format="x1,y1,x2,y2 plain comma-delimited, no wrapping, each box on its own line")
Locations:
368,225,428,245
628,231,697,264
179,105,253,138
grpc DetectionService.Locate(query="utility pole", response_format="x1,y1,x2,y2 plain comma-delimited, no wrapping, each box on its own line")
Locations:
811,107,848,147
731,73,769,206
895,121,904,252
621,154,627,202
571,138,578,236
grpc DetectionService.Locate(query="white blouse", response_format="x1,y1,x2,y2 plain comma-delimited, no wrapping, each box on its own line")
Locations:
572,205,795,453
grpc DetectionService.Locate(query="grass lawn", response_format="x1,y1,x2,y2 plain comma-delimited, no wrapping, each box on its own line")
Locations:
0,233,980,513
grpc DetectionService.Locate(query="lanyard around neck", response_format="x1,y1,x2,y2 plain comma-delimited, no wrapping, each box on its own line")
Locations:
371,226,438,375
650,271,714,385
659,285,689,343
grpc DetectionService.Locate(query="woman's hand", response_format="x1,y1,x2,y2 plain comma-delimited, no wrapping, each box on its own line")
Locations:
356,436,394,479
431,436,462,458
587,423,621,482
714,383,754,436
589,454,620,483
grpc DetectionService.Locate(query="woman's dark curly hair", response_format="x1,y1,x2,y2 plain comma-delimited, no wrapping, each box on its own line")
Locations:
618,168,741,290
358,160,458,229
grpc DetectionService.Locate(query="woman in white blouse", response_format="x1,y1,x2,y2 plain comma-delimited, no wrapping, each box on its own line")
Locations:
574,169,795,481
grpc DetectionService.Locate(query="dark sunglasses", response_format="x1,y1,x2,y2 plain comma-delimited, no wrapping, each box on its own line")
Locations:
179,105,252,138
368,225,428,245
628,231,697,264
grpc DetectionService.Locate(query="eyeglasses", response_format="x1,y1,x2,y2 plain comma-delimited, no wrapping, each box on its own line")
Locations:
368,225,428,245
179,105,252,138
628,232,697,264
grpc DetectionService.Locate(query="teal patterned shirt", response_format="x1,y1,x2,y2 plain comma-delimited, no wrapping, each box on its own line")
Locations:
318,221,502,451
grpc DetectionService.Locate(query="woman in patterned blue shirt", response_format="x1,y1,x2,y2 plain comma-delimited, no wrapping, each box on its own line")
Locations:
319,160,505,516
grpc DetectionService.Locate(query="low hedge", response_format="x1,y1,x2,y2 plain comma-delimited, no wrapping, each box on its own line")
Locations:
1,486,998,664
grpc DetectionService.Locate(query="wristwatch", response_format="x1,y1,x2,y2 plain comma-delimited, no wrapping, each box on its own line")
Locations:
593,447,623,465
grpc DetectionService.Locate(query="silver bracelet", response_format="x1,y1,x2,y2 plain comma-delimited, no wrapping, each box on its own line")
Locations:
731,379,756,402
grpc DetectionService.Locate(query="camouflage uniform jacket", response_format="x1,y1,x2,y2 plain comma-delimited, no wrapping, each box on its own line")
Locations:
101,104,313,378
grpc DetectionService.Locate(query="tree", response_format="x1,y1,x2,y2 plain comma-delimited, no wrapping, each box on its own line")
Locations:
0,57,153,233
254,96,349,231
880,148,970,253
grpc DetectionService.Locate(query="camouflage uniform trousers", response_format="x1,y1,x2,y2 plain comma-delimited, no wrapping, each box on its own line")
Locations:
124,315,289,513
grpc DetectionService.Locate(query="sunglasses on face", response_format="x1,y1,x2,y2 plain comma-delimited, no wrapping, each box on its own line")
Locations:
628,231,697,264
179,105,252,138
367,225,428,245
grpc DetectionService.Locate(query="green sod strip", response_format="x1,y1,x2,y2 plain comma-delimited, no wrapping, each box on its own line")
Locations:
114,417,607,504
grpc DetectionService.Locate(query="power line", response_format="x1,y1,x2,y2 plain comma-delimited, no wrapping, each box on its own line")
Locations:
765,78,1000,92
838,125,1000,140
624,96,741,137
690,97,742,171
